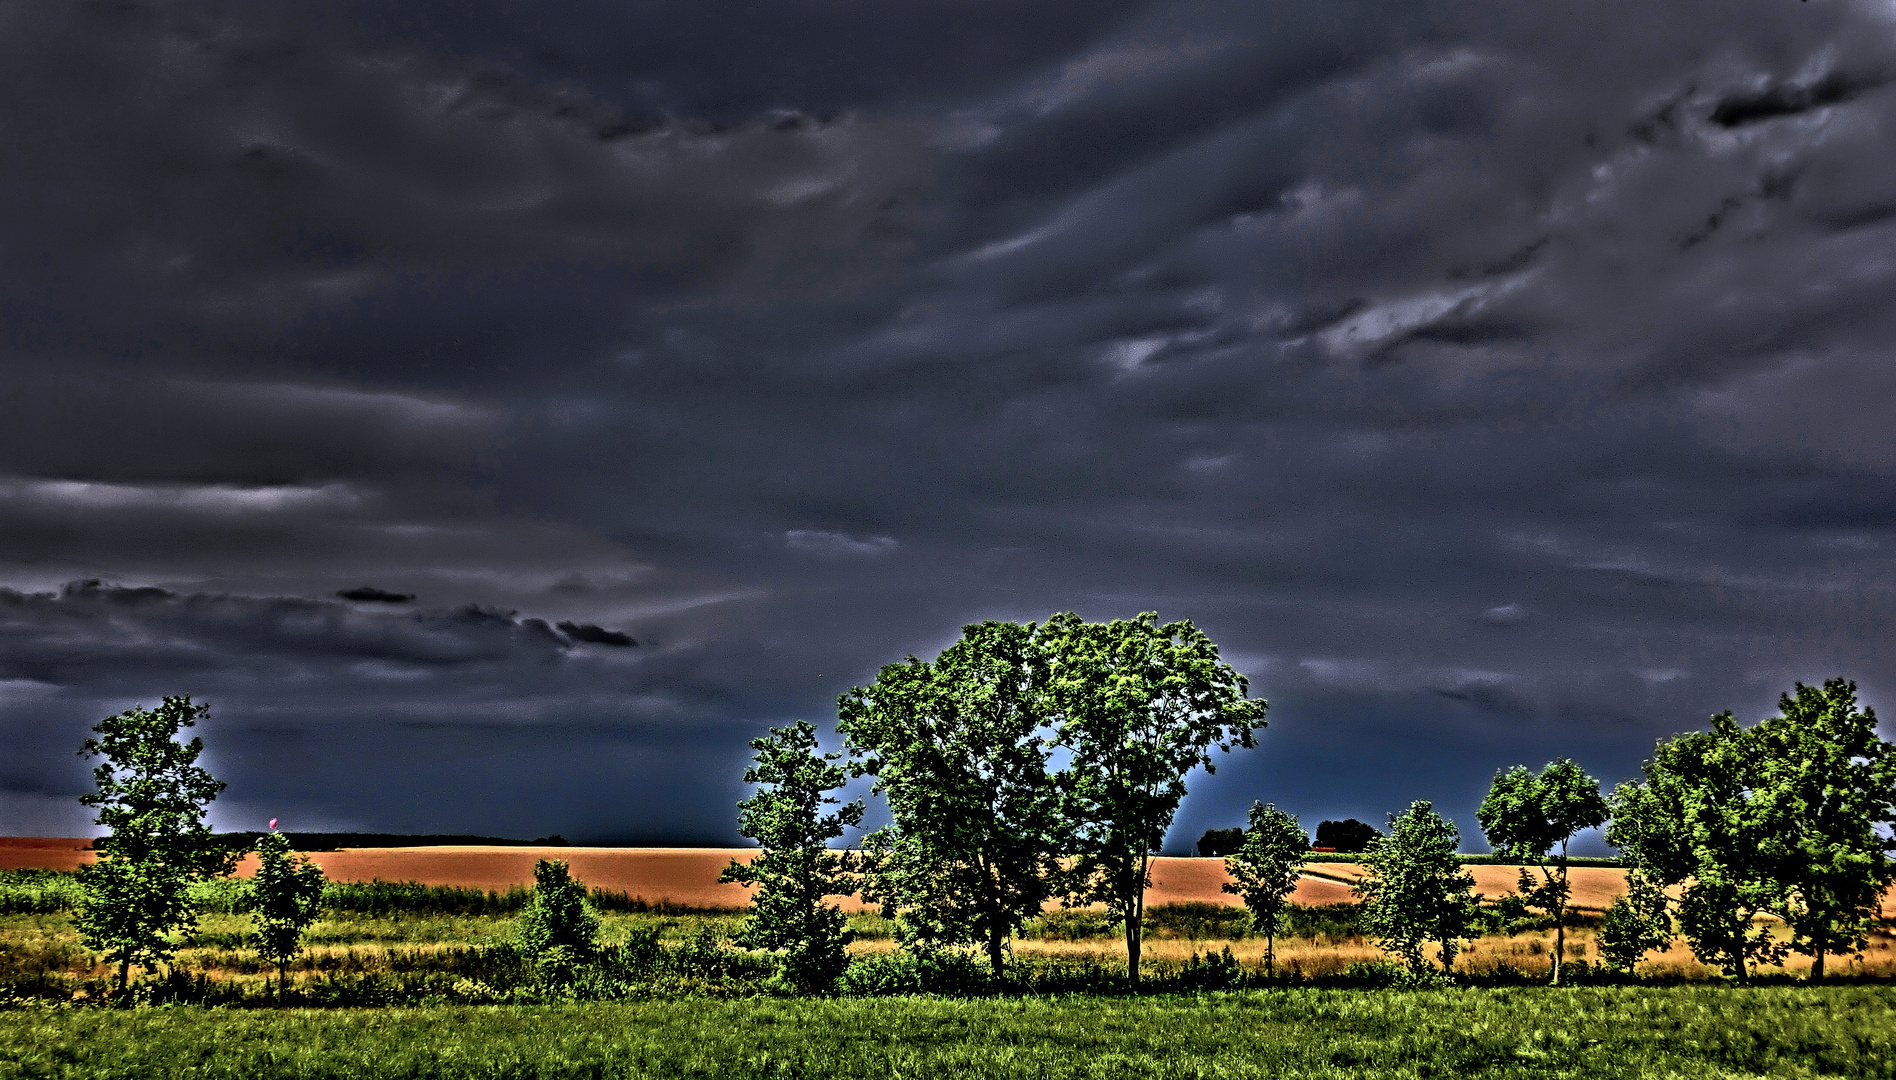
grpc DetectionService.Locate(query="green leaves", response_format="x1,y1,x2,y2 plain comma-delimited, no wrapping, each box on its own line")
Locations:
1354,800,1479,975
73,695,235,989
1604,681,1896,982
839,619,1059,975
1477,758,1608,984
1220,802,1308,974
251,830,327,984
718,720,862,993
512,859,600,988
1042,611,1267,983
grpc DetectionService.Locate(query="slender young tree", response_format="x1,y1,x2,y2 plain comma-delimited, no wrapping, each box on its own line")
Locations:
1221,802,1308,976
838,620,1060,977
1040,612,1268,984
251,828,327,993
718,720,863,993
1607,713,1787,982
1598,869,1674,975
1354,801,1479,975
1476,758,1609,985
1750,679,1896,980
74,696,238,992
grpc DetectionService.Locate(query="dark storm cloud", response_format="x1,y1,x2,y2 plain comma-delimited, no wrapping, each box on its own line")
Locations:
5,0,1896,847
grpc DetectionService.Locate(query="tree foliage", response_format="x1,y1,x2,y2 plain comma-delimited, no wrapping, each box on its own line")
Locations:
1220,802,1308,974
512,859,600,986
1196,828,1245,858
1599,869,1674,974
1040,611,1268,983
719,720,862,993
1477,758,1609,985
73,695,237,990
1750,679,1896,980
1354,801,1479,975
838,620,1059,976
1608,712,1786,981
1314,819,1381,853
251,830,326,990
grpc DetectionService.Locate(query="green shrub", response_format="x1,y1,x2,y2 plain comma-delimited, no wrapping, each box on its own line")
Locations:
512,860,600,986
1025,908,1120,941
838,948,994,996
0,871,86,914
1144,901,1251,940
1170,946,1243,990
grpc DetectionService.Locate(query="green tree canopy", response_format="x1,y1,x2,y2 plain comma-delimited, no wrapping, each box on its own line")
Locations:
1476,757,1609,984
74,695,237,991
838,620,1060,976
1608,712,1786,981
1751,678,1896,980
1041,611,1268,984
1354,800,1479,976
1220,802,1308,975
718,720,863,993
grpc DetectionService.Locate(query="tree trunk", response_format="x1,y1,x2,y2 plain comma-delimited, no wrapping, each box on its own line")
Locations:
987,925,1006,979
117,958,130,993
1265,929,1275,977
1811,946,1826,982
1549,859,1567,986
1552,912,1565,987
1126,920,1141,984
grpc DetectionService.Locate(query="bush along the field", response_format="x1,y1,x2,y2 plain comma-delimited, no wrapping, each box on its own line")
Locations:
837,947,994,996
511,860,600,988
0,870,86,914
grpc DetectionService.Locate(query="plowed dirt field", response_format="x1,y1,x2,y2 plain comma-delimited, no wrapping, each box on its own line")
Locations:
10,837,1893,917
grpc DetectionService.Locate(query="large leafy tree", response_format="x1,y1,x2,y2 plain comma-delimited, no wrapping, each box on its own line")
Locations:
1476,758,1609,985
1221,802,1308,976
74,696,238,991
718,720,863,993
1354,801,1479,975
251,828,327,993
1607,713,1787,982
1041,611,1268,984
1750,679,1896,980
838,620,1060,977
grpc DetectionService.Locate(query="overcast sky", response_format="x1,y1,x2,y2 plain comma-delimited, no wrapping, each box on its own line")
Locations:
5,0,1896,851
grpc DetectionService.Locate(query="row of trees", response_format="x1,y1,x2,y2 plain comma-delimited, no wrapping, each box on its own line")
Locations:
1217,680,1896,986
727,637,1896,989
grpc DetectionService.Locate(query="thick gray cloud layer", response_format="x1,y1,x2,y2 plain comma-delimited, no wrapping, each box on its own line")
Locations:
4,0,1895,849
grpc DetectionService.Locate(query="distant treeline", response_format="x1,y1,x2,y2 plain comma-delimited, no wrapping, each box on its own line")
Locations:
1295,853,1626,868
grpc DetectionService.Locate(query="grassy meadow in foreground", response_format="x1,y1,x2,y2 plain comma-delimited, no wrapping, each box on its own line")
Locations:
3,986,1893,1079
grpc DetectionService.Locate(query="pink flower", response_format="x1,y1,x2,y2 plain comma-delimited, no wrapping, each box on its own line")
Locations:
269,819,278,830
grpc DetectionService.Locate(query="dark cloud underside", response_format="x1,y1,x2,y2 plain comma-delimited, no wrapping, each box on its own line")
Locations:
4,0,1895,849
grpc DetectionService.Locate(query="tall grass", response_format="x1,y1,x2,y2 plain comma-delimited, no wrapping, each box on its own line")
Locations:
0,986,1889,1078
0,871,747,918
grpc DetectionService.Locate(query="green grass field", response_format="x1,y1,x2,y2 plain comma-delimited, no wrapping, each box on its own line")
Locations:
6,872,1895,1078
2,986,1891,1079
